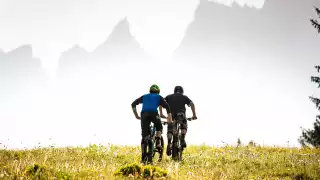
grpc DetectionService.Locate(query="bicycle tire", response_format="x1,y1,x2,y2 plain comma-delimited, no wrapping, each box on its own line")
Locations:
142,139,148,164
142,136,153,164
159,136,164,161
171,133,181,161
177,134,182,161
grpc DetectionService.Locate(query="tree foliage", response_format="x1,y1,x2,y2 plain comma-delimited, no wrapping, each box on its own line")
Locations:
310,6,320,33
299,7,320,148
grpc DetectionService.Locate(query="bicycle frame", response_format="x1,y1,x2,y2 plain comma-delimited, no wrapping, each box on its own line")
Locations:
141,120,167,164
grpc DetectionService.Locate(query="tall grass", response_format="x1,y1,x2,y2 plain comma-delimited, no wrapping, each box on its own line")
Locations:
1,144,320,179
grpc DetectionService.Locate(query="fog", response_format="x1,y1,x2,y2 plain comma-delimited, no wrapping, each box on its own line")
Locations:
1,0,320,149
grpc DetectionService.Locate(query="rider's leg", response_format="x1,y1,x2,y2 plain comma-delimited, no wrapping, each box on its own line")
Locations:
155,131,162,148
180,121,188,148
166,121,176,156
166,131,173,156
153,115,163,150
167,131,173,145
181,129,187,148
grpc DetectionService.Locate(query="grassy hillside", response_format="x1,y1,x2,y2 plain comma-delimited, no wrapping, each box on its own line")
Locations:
1,144,320,179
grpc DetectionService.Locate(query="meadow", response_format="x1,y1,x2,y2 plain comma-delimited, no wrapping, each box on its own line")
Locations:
1,144,320,179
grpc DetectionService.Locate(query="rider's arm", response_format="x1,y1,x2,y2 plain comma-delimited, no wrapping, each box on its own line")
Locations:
185,96,197,118
131,96,143,119
159,106,167,118
159,95,169,118
159,96,172,122
159,96,171,114
189,101,197,118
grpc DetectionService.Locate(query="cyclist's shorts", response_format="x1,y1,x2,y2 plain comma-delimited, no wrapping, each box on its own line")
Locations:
141,112,163,138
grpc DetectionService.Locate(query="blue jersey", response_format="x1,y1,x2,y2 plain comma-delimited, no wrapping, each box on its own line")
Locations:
131,93,171,114
141,93,161,113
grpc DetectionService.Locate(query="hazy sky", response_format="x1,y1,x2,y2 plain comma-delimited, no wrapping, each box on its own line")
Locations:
2,0,320,149
0,0,264,75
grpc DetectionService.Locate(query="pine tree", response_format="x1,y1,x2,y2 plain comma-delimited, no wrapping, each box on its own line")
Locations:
298,7,320,148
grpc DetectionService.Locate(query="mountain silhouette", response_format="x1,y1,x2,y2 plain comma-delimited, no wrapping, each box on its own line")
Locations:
58,45,90,78
0,44,46,106
0,49,4,57
0,50,4,62
0,45,44,79
58,17,149,78
92,17,146,63
170,0,320,128
173,0,320,69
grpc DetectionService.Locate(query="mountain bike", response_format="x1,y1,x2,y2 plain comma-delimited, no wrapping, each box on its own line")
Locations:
141,120,168,164
169,113,196,162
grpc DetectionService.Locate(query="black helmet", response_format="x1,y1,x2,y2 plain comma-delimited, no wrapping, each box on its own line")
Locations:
174,86,184,94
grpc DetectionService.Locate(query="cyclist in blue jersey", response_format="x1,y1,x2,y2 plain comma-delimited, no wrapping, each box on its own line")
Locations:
131,84,173,162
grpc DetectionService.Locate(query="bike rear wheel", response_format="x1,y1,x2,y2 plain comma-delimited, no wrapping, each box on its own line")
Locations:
142,136,153,164
172,134,182,161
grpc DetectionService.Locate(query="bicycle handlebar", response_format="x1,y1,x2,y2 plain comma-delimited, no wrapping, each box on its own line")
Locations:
160,117,197,122
186,117,195,121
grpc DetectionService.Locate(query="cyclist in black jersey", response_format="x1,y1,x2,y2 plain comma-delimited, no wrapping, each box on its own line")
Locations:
159,86,197,156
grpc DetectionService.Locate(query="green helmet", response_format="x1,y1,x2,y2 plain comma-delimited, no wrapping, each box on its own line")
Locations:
150,84,160,94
